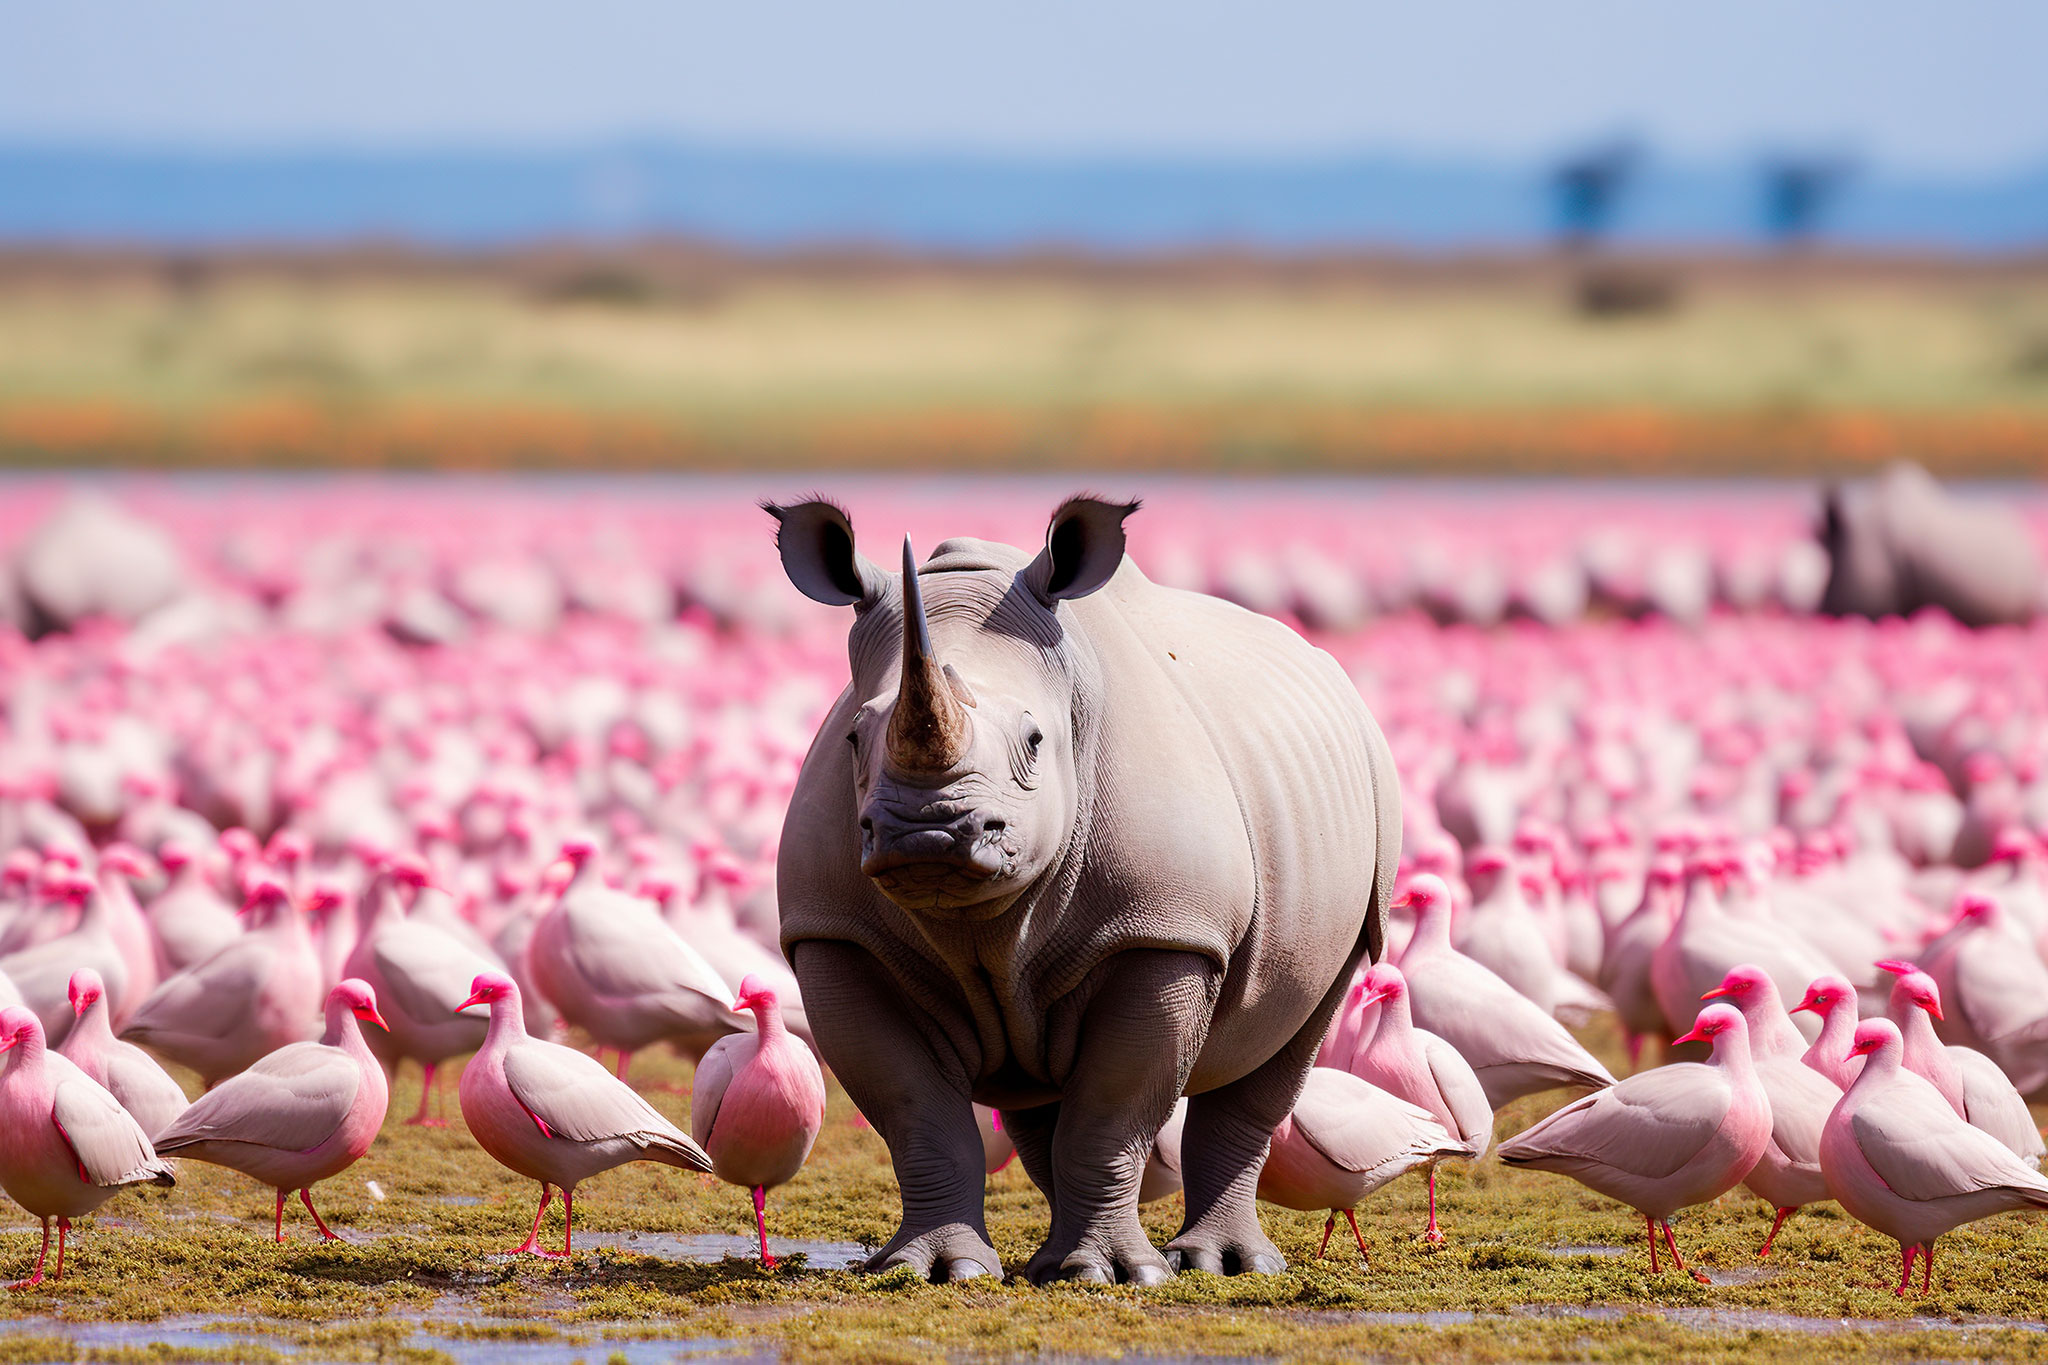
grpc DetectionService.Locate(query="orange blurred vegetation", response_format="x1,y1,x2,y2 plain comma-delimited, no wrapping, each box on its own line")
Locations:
2,397,2044,477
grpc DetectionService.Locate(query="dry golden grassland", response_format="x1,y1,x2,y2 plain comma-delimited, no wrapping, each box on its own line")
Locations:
1,252,2045,473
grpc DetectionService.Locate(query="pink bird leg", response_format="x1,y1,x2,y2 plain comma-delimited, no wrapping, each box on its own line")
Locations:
753,1185,775,1268
1660,1220,1709,1284
509,1183,564,1258
406,1061,445,1127
1758,1206,1796,1257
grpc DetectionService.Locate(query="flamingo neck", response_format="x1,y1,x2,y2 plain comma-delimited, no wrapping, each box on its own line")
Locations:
72,999,115,1054
484,995,530,1048
1844,1040,1901,1095
750,997,787,1043
1810,1002,1856,1063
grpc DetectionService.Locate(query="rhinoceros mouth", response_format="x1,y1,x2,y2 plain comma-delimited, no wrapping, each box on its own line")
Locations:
861,818,1017,910
862,836,1011,882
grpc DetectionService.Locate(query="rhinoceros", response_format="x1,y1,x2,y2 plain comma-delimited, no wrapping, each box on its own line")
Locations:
1819,462,2042,627
766,496,1401,1284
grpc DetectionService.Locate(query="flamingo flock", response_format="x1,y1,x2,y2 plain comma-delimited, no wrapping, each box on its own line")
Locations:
1,481,2047,1296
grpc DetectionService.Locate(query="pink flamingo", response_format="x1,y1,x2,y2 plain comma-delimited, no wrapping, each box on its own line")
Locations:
0,1005,175,1285
150,979,392,1241
1790,975,1863,1091
1340,962,1492,1242
1394,875,1615,1106
121,880,323,1088
690,974,826,1266
1700,964,1841,1254
455,972,712,1256
56,968,188,1139
1255,1067,1464,1266
1875,963,2045,1168
1820,1018,2048,1296
1498,1003,1772,1282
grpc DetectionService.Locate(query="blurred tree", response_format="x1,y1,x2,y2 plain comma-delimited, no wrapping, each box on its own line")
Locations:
1762,156,1855,248
1550,140,1639,252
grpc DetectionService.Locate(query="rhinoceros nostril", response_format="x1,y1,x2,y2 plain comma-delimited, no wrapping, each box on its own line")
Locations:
981,818,1006,834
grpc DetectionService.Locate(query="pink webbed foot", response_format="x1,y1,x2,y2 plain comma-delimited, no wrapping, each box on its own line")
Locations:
1894,1243,1919,1297
508,1183,569,1258
301,1189,344,1242
1660,1219,1709,1284
9,1221,52,1288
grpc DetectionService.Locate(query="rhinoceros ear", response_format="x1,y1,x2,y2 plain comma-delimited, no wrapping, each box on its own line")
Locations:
1027,496,1140,603
763,499,885,607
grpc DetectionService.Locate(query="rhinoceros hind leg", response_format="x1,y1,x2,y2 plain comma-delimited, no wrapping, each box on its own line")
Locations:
1000,1102,1060,1205
1167,940,1367,1276
1024,951,1213,1286
791,940,1000,1283
1162,1077,1289,1276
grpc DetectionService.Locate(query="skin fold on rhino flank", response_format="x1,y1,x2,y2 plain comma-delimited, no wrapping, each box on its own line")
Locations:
767,494,1402,1285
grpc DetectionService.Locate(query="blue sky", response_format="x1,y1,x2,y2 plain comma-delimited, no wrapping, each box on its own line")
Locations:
2,1,2043,177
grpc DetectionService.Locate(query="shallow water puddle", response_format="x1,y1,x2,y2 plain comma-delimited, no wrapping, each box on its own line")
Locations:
0,1315,777,1364
1512,1304,2048,1335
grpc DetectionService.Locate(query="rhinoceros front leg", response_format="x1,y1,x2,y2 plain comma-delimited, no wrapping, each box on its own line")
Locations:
1024,950,1216,1286
791,939,1001,1281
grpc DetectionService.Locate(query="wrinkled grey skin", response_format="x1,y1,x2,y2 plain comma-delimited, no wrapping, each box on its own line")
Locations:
768,496,1400,1285
1820,462,2041,627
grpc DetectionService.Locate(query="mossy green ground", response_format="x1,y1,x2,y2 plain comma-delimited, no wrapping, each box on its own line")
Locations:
3,1019,2046,1363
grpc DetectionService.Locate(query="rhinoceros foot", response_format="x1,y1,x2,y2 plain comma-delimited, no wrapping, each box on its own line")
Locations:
1023,1221,1172,1286
1164,1220,1287,1276
863,1221,1002,1282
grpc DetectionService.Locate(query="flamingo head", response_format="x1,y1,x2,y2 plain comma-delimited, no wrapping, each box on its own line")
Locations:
1673,1002,1746,1049
1849,1018,1901,1063
67,968,105,1018
1789,975,1853,1018
458,971,517,1013
1702,963,1771,1004
733,973,777,1014
1356,962,1407,1008
332,979,390,1032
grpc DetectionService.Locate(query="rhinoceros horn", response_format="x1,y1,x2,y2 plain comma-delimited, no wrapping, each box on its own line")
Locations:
887,536,973,774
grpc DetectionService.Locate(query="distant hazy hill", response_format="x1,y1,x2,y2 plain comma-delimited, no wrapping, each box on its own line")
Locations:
1,144,2043,251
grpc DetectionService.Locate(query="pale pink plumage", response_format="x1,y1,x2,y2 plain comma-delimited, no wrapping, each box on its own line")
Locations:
690,974,826,1265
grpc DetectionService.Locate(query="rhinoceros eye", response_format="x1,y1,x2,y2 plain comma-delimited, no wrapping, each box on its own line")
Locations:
1011,713,1044,789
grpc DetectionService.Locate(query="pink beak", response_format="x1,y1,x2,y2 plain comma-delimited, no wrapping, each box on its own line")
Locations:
70,993,89,1019
1788,999,1817,1015
457,990,490,1013
357,1006,392,1033
1673,1024,1711,1046
1922,999,1945,1022
1699,985,1732,1001
1358,986,1393,1008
